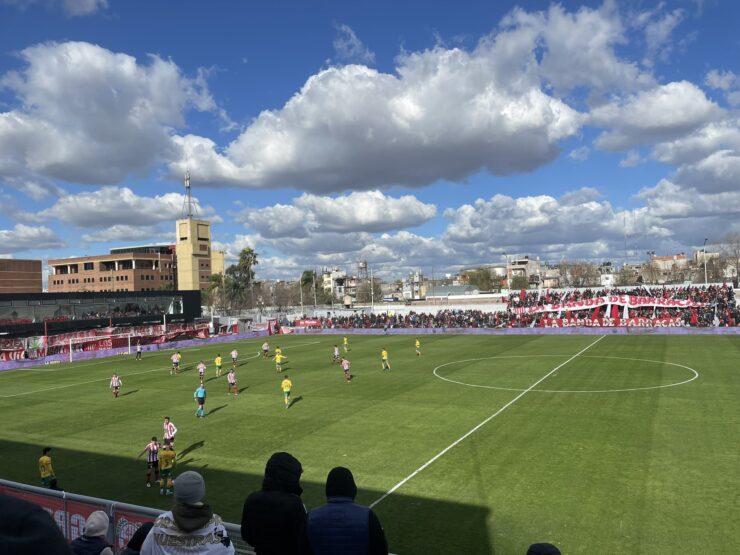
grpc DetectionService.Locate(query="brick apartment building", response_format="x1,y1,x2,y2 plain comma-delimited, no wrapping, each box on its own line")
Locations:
48,245,176,293
0,259,42,293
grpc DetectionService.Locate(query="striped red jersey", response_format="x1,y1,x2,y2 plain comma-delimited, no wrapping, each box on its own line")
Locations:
163,421,177,441
145,441,160,463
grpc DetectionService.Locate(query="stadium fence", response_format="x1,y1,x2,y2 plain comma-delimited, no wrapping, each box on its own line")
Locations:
0,478,255,554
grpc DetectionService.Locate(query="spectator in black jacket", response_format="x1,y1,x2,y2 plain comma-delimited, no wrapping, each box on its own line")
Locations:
241,452,310,555
307,466,388,555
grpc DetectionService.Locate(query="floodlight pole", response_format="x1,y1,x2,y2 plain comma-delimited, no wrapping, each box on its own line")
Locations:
703,238,708,286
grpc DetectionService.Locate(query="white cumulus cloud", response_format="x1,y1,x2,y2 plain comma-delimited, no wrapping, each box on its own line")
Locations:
0,41,221,186
171,32,582,192
0,223,64,253
18,186,219,228
591,81,722,151
238,191,436,237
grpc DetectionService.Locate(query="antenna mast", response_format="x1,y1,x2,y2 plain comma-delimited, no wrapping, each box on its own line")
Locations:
182,170,199,219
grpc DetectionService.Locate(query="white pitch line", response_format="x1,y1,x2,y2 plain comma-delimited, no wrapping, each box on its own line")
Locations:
369,334,606,509
0,365,172,398
433,354,699,393
0,351,263,398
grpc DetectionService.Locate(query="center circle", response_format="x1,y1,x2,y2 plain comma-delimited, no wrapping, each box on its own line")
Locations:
432,355,699,393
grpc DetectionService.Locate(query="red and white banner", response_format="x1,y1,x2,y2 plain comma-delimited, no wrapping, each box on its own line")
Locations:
0,485,156,548
542,317,685,328
113,508,155,550
293,318,321,327
513,295,705,315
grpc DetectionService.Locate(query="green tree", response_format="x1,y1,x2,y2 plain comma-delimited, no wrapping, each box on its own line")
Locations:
510,275,529,290
465,268,494,291
299,269,320,306
224,248,259,309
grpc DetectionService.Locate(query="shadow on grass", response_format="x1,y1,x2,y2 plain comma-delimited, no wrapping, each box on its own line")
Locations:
120,389,139,397
207,404,227,416
178,440,205,459
288,396,303,409
0,439,493,554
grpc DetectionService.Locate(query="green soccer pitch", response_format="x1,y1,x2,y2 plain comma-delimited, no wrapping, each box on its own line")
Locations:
1,334,739,554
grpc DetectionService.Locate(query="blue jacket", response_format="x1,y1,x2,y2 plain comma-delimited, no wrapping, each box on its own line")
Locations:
307,497,387,555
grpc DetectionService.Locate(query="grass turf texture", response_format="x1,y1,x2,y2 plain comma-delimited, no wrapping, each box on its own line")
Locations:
0,334,738,554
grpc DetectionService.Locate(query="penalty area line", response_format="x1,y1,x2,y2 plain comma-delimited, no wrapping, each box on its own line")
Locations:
369,334,606,509
0,351,263,398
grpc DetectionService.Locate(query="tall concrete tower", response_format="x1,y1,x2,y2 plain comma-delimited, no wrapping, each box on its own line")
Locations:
176,171,214,291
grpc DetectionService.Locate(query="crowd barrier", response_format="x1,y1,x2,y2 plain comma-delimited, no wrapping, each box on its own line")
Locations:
0,478,255,554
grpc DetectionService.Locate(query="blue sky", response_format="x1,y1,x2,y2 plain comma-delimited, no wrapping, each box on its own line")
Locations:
0,0,738,281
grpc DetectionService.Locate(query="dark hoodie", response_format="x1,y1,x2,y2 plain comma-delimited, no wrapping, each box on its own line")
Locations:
172,503,214,533
241,452,311,555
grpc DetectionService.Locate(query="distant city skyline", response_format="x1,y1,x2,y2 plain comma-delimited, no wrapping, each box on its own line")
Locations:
0,0,738,282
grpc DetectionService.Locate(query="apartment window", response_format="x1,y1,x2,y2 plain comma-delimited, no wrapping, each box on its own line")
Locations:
84,262,94,271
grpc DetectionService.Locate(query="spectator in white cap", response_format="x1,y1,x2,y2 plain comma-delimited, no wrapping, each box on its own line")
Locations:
69,510,113,555
141,470,234,554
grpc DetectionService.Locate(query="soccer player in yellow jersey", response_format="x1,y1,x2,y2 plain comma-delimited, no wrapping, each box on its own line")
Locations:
39,447,59,489
343,336,350,352
415,338,421,356
275,346,282,358
275,353,286,373
281,376,293,409
215,354,223,377
381,348,391,371
158,441,176,496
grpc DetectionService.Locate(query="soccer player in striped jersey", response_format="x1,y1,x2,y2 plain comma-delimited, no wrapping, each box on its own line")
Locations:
332,345,340,364
230,349,239,368
163,416,177,446
261,341,269,358
170,352,180,375
227,369,238,396
341,357,352,383
197,361,206,383
109,373,122,398
138,436,161,488
158,441,176,496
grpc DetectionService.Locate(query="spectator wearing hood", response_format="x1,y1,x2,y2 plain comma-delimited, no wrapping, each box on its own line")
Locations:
241,452,310,555
0,493,72,555
70,511,113,555
307,467,388,555
140,471,234,555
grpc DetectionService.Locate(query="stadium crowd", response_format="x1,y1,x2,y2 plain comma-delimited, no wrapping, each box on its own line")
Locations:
508,284,735,308
291,285,737,328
